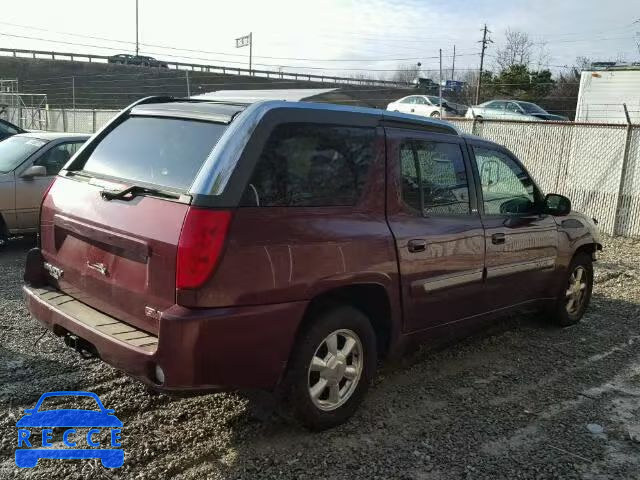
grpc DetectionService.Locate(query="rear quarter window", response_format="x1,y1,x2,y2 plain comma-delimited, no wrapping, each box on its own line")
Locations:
80,116,227,191
241,123,375,207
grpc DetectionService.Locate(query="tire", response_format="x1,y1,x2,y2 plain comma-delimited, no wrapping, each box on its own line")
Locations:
430,111,441,118
0,217,8,249
284,305,377,430
552,252,593,326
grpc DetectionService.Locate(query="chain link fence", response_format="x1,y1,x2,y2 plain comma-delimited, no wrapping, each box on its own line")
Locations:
448,118,640,237
3,106,119,134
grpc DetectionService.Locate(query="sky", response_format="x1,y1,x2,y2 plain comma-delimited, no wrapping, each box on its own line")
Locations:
0,0,638,78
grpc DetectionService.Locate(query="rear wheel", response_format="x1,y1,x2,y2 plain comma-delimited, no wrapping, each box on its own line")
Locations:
285,305,376,430
552,252,593,326
430,111,441,118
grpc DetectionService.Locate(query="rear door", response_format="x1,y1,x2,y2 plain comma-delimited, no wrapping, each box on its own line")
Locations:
40,115,228,334
468,140,559,309
385,128,486,333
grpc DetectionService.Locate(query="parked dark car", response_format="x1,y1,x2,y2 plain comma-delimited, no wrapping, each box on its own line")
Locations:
23,98,601,430
0,118,25,142
107,54,168,68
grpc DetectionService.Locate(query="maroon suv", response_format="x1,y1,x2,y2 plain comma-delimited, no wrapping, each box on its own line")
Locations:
23,97,601,429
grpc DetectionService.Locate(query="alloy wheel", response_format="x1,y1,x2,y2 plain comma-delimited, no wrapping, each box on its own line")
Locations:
566,266,588,314
307,329,363,411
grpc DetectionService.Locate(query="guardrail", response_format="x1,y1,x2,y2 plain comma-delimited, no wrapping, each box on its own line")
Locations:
0,47,406,88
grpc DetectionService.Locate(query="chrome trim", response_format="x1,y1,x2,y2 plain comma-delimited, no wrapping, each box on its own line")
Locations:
486,257,556,279
412,269,484,295
129,108,233,123
86,261,108,276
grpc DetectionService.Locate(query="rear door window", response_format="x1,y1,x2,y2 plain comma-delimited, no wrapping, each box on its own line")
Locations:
400,140,471,216
242,123,375,207
80,116,227,191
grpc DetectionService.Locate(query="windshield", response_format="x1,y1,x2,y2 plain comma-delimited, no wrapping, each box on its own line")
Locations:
518,102,547,114
427,96,445,106
81,116,228,191
0,136,48,173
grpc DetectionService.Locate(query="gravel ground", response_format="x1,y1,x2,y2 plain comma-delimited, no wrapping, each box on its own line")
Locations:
1,236,639,479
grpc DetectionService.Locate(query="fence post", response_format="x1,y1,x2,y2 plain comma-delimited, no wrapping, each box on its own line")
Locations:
471,115,478,136
612,104,634,236
62,108,68,132
92,110,97,133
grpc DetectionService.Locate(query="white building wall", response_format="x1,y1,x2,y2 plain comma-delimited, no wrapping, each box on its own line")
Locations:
575,70,640,124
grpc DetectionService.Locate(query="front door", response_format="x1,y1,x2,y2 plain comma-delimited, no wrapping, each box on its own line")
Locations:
469,141,559,309
386,128,486,333
15,141,84,230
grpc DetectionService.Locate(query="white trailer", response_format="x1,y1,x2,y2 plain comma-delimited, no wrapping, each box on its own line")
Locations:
575,65,640,124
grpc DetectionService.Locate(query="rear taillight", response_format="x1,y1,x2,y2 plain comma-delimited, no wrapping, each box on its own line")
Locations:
41,177,57,204
176,208,232,290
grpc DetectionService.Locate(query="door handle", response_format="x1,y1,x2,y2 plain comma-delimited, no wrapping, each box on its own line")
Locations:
491,233,506,245
408,239,427,253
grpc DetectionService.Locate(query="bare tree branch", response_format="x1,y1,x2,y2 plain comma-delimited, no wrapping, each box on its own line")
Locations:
495,29,534,70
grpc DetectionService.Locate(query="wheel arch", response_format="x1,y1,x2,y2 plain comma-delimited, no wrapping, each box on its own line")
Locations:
297,283,396,359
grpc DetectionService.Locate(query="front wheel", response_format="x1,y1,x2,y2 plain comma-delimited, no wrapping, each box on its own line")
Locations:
552,252,593,326
285,305,377,430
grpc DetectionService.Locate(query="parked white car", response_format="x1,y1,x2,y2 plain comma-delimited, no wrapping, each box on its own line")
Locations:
387,95,461,118
465,100,569,121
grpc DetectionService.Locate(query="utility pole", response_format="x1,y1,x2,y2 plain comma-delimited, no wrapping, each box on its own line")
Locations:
135,0,139,56
72,76,76,132
475,24,492,105
451,45,456,81
185,70,190,97
438,49,443,117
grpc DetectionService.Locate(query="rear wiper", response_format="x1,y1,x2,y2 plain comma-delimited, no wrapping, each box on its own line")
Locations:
100,185,180,201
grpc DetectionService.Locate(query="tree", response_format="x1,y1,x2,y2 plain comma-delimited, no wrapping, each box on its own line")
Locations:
392,63,421,85
542,57,590,120
482,64,554,102
495,29,534,70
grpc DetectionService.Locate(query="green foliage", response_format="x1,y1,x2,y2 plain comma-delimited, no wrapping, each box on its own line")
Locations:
481,64,555,102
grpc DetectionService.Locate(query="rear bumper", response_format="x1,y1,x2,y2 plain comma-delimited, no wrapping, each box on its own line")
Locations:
24,285,306,391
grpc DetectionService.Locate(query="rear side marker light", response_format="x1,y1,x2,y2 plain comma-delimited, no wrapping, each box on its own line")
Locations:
176,208,232,290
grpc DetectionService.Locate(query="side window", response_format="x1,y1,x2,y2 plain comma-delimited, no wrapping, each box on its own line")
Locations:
401,97,415,104
506,102,521,113
473,146,538,215
413,97,427,105
242,124,375,207
488,101,505,110
35,142,84,175
400,140,471,216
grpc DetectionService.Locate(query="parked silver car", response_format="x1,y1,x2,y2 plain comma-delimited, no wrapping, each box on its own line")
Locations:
465,100,569,121
0,132,89,245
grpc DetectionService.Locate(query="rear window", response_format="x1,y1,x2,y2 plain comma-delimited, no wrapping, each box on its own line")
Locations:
0,136,48,173
241,123,375,207
81,116,227,191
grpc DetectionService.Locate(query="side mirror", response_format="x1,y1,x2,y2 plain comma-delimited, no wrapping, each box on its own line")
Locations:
21,165,47,178
545,193,571,216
